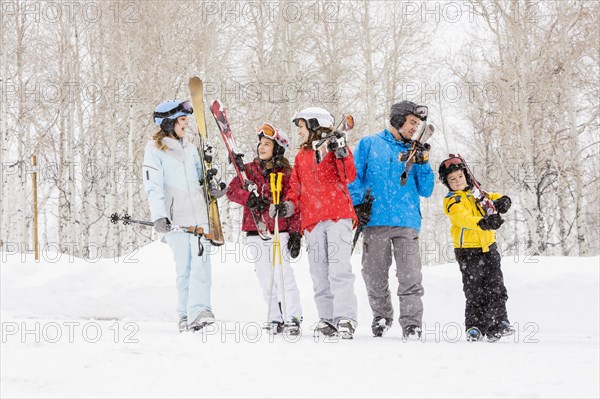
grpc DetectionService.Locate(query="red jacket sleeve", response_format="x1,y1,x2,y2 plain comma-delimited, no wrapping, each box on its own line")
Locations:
286,157,302,212
226,174,251,206
335,147,357,184
282,170,301,234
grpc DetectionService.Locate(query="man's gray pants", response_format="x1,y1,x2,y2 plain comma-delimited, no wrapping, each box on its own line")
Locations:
304,219,358,324
361,226,424,328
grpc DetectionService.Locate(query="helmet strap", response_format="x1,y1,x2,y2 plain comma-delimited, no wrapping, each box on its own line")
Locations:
399,129,412,143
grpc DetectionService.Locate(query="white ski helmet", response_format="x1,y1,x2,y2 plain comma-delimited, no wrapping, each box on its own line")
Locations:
153,100,193,126
256,123,289,159
291,107,335,131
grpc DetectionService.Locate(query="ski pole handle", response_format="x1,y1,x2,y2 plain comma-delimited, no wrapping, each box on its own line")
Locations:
275,173,283,205
269,173,278,205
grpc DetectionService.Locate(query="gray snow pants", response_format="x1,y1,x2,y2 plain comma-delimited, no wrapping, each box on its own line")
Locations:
304,219,358,324
361,226,424,328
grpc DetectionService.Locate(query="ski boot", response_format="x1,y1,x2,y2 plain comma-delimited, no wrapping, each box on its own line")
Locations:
371,316,392,337
188,310,215,331
178,315,188,333
402,325,422,341
313,319,338,338
500,321,515,337
486,331,502,343
266,320,284,335
337,319,357,340
283,317,301,336
466,326,482,342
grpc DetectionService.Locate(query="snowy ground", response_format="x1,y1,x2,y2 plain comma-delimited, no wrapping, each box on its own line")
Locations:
1,241,598,398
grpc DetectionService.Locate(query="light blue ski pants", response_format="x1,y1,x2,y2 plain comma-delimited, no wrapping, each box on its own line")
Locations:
164,232,212,322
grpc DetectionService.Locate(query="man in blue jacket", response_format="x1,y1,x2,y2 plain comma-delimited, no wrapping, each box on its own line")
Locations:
349,101,434,339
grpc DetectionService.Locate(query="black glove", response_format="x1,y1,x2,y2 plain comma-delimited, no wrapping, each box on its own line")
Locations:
477,214,504,231
203,144,214,163
354,203,372,227
327,131,349,159
414,142,431,164
246,192,270,213
205,167,218,181
493,196,511,214
287,232,302,259
153,217,172,233
231,152,245,170
334,146,349,159
269,201,294,218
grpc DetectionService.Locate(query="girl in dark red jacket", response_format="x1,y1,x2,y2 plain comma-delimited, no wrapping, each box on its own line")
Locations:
273,107,359,339
226,123,303,335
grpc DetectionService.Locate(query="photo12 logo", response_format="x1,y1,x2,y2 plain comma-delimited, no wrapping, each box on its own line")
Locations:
414,322,539,343
1,241,140,264
0,1,140,24
197,1,341,24
398,1,540,24
2,320,140,344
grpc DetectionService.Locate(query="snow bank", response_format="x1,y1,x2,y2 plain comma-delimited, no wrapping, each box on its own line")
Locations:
1,241,598,398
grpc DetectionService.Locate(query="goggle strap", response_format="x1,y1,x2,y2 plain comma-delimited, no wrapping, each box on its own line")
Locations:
442,155,464,169
154,101,192,119
257,124,289,148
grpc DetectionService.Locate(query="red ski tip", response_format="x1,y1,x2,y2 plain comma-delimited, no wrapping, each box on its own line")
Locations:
211,99,224,112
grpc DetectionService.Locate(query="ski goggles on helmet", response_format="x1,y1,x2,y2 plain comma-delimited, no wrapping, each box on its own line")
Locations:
153,100,193,120
442,154,464,169
413,105,428,120
257,123,289,148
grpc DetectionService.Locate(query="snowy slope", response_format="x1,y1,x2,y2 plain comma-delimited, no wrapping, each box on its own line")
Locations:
1,241,598,398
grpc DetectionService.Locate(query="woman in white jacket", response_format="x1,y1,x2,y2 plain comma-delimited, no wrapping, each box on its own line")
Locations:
143,100,224,332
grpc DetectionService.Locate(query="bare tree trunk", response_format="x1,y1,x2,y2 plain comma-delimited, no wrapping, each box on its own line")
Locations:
0,13,5,248
361,0,376,134
558,8,587,256
15,8,28,250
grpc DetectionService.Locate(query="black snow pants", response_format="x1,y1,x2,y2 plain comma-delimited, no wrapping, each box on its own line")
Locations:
455,244,509,336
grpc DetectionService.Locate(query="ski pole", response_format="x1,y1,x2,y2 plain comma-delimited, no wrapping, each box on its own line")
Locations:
110,212,209,236
273,173,287,324
265,173,278,328
351,189,374,254
109,212,212,255
266,173,286,328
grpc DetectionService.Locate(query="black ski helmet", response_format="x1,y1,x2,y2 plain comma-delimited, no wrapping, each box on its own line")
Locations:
389,101,428,130
439,155,472,190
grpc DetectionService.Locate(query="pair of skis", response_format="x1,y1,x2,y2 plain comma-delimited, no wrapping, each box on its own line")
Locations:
399,122,435,186
312,115,355,164
452,153,497,215
188,77,226,245
190,78,272,241
209,99,273,240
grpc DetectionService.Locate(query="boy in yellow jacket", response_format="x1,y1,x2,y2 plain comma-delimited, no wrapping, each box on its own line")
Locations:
439,155,514,342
